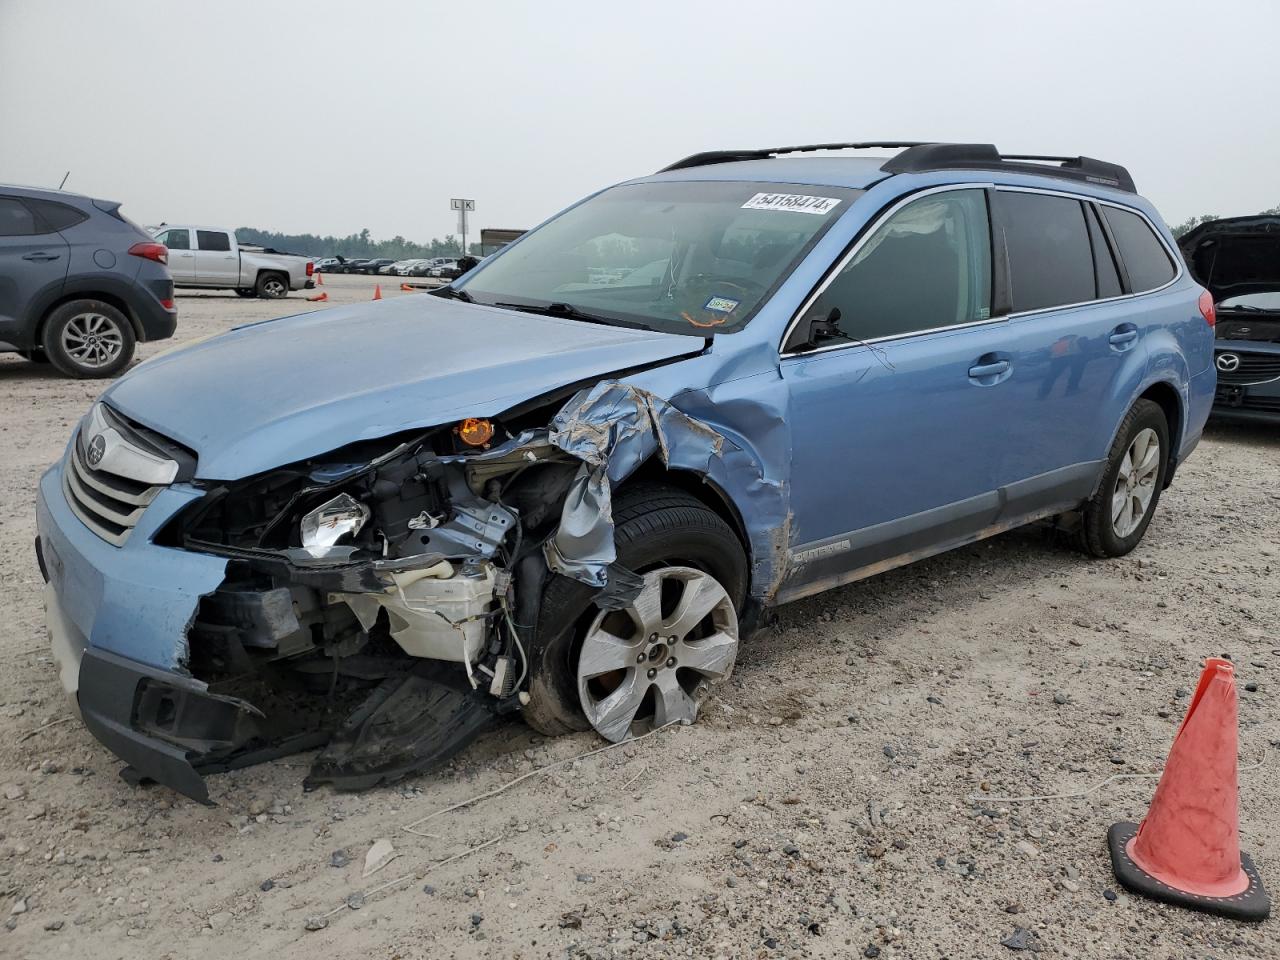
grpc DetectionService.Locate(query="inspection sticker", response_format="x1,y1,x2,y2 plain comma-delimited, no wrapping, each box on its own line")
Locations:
704,296,740,314
741,192,841,215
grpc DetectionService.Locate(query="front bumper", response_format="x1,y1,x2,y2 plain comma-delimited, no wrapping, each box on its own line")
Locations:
1212,380,1280,423
36,453,235,801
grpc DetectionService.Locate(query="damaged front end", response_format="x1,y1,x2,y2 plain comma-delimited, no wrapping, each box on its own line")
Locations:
74,380,780,802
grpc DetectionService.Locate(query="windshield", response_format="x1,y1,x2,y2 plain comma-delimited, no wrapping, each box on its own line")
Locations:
457,180,862,334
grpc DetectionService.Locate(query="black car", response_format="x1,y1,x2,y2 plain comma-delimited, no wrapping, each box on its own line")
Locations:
0,184,176,378
1179,216,1280,423
355,258,395,275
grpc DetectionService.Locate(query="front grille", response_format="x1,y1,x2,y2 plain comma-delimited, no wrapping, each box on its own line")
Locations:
61,404,179,546
1216,350,1280,385
1241,395,1280,412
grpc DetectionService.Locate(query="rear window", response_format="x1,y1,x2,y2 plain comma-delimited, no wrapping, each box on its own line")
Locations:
24,198,89,232
996,191,1095,312
197,230,231,251
0,197,40,236
1102,207,1175,293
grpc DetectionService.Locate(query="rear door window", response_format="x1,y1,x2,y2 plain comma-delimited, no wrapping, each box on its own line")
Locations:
1102,206,1176,293
1085,205,1122,299
197,230,232,251
156,228,191,250
995,191,1095,312
0,197,40,236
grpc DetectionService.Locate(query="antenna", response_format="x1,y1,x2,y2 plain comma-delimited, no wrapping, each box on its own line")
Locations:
58,171,70,190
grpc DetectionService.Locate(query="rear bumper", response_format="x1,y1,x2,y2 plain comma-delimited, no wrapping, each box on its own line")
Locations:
129,278,178,342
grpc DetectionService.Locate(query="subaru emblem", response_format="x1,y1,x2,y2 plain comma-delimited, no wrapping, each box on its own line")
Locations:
86,434,106,468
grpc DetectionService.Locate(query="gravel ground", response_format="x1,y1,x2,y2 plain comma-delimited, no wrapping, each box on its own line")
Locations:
1,273,1276,959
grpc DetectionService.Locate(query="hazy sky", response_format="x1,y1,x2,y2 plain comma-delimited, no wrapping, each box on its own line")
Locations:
3,0,1277,243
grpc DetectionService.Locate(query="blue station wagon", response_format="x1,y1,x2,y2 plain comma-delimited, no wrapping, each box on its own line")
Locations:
35,142,1215,801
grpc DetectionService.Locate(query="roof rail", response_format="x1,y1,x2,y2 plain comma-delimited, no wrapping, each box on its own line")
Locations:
658,142,926,172
658,141,1136,193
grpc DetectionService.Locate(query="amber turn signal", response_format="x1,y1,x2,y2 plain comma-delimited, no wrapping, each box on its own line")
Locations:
456,417,495,447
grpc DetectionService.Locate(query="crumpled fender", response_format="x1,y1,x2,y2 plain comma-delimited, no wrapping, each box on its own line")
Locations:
541,380,789,601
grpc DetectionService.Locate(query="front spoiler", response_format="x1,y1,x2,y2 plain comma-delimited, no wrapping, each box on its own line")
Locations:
78,647,261,805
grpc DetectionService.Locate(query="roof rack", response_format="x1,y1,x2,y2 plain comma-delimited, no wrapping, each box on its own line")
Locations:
659,141,1136,193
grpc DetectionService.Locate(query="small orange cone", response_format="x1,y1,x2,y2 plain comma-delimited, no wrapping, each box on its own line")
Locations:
372,284,382,301
306,291,328,302
315,272,323,286
400,282,415,292
1108,658,1270,921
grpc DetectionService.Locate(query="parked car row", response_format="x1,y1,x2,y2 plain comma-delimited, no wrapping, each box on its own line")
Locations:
314,256,471,277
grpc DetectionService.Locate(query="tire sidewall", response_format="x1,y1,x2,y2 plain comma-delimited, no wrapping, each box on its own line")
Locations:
1090,402,1170,555
41,300,136,379
256,273,288,298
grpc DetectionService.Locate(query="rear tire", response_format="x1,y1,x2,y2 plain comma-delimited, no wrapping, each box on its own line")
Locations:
522,483,748,737
256,272,288,299
41,300,135,379
1078,399,1169,558
234,287,257,298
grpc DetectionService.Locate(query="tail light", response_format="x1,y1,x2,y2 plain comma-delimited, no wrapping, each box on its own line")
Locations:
128,241,168,265
1198,290,1216,328
160,299,175,310
306,260,315,277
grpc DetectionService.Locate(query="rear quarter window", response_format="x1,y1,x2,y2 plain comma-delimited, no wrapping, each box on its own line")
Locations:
995,191,1095,313
24,198,89,232
1102,207,1176,293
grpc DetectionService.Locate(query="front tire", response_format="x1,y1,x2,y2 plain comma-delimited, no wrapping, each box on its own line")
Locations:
256,272,288,299
522,484,748,738
1078,399,1169,558
41,300,135,379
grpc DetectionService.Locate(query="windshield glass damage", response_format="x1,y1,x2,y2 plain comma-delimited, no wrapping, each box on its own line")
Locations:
457,180,862,334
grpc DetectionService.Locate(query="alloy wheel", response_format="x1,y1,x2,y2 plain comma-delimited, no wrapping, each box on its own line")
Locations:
576,566,739,742
60,312,124,369
1111,427,1160,538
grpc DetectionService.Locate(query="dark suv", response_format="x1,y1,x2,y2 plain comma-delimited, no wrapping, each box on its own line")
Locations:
0,185,176,378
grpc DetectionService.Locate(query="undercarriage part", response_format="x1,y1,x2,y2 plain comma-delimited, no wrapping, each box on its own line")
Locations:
304,664,497,792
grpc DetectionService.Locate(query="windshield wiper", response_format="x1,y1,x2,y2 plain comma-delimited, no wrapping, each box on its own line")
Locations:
1220,303,1263,312
430,286,473,302
492,300,650,330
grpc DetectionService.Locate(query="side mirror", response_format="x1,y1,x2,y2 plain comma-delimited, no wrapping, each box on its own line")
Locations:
806,307,845,347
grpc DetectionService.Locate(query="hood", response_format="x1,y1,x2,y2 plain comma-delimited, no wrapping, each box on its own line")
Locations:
104,295,705,480
1178,216,1280,302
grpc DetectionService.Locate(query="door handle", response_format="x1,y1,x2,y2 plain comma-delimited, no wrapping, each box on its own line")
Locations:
1109,329,1138,347
22,252,60,262
968,360,1010,378
178,252,194,257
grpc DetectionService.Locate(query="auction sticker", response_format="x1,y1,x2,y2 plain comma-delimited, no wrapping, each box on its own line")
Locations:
741,192,841,215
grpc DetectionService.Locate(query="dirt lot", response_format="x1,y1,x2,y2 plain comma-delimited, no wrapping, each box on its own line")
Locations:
1,273,1276,959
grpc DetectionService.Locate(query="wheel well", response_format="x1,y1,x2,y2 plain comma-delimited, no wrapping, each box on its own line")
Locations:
622,461,752,564
38,291,141,345
257,269,287,284
1138,381,1182,484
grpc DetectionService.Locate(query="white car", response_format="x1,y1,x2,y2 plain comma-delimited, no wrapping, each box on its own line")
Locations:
152,225,314,298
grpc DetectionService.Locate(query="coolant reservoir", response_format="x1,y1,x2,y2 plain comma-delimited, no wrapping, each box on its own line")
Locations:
338,562,497,663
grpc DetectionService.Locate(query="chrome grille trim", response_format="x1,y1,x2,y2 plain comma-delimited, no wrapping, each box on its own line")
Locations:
61,403,177,546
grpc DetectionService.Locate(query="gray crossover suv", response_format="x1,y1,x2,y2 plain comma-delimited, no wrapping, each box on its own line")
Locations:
0,184,176,378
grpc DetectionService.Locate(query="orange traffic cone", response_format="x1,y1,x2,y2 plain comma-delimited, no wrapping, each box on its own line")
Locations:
372,284,382,301
400,282,414,292
315,272,323,286
306,291,328,302
1108,658,1270,921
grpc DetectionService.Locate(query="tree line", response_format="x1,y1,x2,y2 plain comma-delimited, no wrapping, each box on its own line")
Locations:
1171,202,1280,238
236,226,482,259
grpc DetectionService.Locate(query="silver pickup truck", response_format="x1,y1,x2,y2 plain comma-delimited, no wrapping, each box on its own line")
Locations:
150,225,314,298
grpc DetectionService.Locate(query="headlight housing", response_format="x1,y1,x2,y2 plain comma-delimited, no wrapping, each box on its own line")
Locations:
300,493,370,558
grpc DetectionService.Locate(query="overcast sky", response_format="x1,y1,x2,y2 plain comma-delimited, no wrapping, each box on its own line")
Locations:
2,0,1277,243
